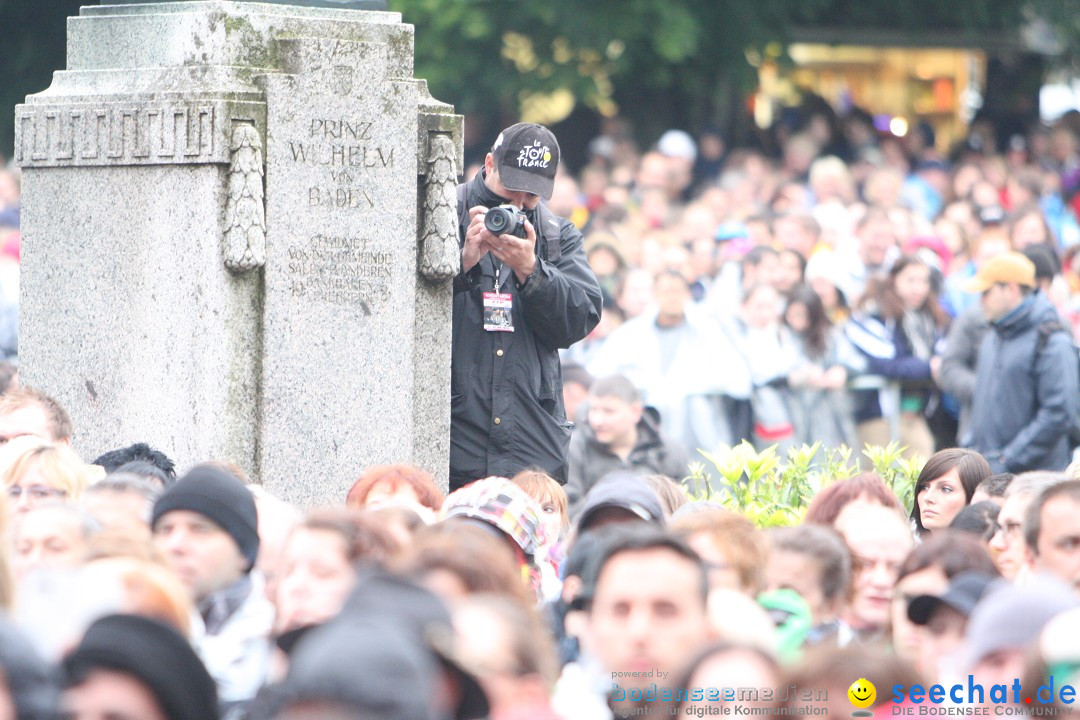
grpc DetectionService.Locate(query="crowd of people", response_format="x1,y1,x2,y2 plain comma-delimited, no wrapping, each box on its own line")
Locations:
0,384,1077,719
3,102,1080,720
539,108,1080,475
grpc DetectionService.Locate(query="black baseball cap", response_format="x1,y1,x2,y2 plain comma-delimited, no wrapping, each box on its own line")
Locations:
907,571,997,626
491,123,560,200
343,569,490,720
576,473,665,532
267,616,437,720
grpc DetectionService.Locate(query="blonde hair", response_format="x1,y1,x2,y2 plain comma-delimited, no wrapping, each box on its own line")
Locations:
1,437,91,501
511,469,569,534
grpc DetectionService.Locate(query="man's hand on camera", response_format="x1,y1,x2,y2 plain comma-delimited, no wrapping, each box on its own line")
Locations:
462,206,492,273
464,206,537,282
489,217,537,283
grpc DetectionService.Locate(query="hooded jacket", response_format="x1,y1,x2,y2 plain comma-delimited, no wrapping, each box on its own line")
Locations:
966,292,1078,472
565,409,690,513
451,171,602,485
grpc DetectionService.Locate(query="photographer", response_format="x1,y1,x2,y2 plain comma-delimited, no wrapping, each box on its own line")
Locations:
451,123,602,490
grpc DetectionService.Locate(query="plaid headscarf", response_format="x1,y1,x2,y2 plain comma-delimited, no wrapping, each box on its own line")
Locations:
441,476,545,560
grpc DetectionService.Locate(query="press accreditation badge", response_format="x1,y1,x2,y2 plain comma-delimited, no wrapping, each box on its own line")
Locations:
483,292,514,332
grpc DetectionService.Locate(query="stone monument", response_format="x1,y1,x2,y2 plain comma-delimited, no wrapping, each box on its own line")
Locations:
15,1,463,505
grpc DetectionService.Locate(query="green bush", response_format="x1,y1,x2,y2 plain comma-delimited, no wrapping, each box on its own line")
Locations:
683,442,923,527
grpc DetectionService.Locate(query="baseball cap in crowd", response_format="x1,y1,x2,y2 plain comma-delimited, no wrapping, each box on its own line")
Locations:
491,123,560,200
905,235,953,273
962,575,1079,671
714,221,749,243
962,251,1037,293
907,571,997,626
261,617,437,720
977,204,1006,226
62,614,217,720
576,473,665,532
657,129,697,162
342,569,490,720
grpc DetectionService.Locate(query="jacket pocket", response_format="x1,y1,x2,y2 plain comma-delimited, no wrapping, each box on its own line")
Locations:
537,348,564,418
515,384,573,482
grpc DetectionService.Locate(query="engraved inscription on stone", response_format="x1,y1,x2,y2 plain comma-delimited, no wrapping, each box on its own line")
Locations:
287,117,395,211
15,104,230,167
288,234,393,310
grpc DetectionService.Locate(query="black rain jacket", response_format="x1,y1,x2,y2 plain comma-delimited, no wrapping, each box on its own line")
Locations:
450,171,602,484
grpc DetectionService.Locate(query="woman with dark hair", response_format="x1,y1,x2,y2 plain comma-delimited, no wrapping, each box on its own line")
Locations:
845,255,950,460
911,447,992,536
784,284,863,449
775,248,808,295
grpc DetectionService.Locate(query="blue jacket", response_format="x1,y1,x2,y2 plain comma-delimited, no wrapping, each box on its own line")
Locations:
966,292,1079,472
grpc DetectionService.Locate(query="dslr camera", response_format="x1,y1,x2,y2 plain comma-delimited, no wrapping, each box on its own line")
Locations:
484,205,528,238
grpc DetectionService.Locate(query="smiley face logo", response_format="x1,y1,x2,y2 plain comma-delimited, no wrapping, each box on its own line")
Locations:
848,678,876,710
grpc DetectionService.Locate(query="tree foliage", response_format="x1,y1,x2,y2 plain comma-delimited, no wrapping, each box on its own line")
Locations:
393,0,1034,144
0,0,83,160
0,1,1053,160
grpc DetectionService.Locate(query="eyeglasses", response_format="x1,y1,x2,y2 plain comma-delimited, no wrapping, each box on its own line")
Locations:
6,485,67,500
992,520,1022,539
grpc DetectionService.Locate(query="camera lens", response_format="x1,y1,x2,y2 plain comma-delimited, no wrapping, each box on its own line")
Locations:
485,207,511,234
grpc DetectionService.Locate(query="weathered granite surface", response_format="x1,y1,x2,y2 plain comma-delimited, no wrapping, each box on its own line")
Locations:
16,1,462,504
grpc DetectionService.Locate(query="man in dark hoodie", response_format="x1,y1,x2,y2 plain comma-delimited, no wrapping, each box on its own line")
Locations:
565,374,689,514
964,252,1079,472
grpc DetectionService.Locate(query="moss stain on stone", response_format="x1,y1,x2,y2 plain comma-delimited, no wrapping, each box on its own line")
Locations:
222,13,278,70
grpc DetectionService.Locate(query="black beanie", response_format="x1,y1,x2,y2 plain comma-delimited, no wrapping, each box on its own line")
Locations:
62,614,218,720
151,464,259,571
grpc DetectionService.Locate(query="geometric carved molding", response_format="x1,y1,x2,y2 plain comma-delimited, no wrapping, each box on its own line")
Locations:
14,101,262,167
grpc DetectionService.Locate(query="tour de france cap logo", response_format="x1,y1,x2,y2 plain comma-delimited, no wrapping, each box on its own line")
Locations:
849,678,877,717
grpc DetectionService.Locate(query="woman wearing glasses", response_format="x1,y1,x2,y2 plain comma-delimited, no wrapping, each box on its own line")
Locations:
1,436,91,517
